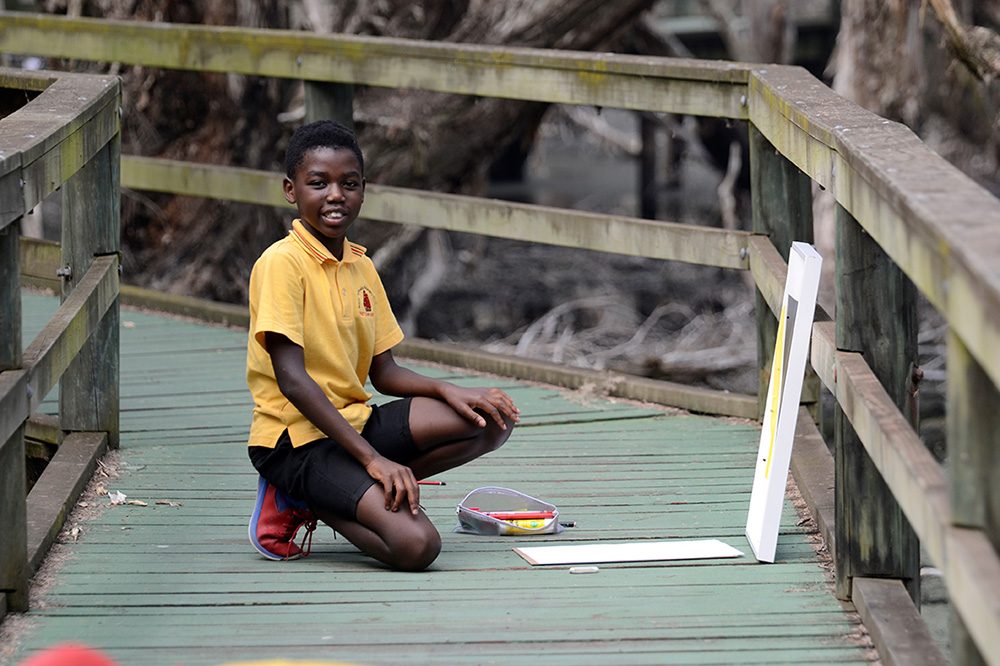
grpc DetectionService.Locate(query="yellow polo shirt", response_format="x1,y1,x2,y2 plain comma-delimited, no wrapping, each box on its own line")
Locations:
246,220,404,448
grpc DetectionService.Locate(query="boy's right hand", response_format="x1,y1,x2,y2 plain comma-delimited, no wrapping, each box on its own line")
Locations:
365,456,421,515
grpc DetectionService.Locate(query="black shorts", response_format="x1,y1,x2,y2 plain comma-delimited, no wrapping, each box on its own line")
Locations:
248,398,418,520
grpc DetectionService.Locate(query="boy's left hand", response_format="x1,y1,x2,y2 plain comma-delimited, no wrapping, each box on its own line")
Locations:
439,385,521,430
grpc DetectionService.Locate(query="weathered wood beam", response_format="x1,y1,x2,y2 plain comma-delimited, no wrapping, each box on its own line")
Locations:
60,133,121,449
746,234,787,317
0,424,28,612
122,157,288,208
304,81,355,130
947,330,1000,534
947,329,1000,666
0,12,751,119
834,204,920,603
18,235,60,292
0,221,28,612
811,319,1000,666
121,156,751,269
25,413,60,461
749,65,1000,394
0,255,119,446
853,577,948,666
810,322,947,569
26,431,107,572
0,69,56,92
0,220,20,372
0,69,120,230
748,124,815,420
789,406,836,560
25,413,60,448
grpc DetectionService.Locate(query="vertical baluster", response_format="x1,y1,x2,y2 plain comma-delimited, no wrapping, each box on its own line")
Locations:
0,221,28,612
60,134,121,449
749,124,814,418
304,81,355,130
834,204,919,602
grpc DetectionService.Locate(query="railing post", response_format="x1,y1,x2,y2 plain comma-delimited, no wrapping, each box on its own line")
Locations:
749,124,814,419
304,81,354,129
834,204,920,603
0,221,29,612
59,134,121,449
946,330,1000,665
639,112,657,220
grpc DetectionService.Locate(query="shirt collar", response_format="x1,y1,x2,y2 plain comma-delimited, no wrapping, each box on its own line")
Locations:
289,219,366,264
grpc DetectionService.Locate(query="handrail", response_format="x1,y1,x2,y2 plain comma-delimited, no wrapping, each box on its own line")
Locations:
749,66,1000,390
0,66,120,614
0,12,751,119
120,156,751,269
0,70,120,229
3,11,999,665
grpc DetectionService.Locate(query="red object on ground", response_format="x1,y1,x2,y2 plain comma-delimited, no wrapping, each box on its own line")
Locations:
482,511,555,520
19,644,121,666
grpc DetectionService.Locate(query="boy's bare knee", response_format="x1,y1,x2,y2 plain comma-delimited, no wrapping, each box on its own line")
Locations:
481,416,515,453
391,528,441,572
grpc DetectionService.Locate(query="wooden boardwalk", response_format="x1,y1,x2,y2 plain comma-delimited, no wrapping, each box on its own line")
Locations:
5,291,874,666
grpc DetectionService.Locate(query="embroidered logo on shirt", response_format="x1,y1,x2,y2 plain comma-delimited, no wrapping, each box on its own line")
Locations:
357,287,375,317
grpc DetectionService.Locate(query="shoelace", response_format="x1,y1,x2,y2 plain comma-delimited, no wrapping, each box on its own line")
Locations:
287,512,318,560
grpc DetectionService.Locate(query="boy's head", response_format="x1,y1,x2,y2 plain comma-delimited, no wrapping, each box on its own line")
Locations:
285,120,364,180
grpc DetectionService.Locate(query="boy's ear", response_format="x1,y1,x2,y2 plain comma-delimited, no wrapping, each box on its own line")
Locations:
283,176,297,204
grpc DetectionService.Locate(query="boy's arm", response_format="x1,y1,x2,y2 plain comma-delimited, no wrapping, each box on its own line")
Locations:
265,332,421,515
369,350,520,429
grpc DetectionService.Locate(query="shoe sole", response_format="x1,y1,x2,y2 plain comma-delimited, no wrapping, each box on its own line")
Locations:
249,476,301,561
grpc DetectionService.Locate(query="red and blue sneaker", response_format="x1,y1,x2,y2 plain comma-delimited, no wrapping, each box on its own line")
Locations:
249,476,317,561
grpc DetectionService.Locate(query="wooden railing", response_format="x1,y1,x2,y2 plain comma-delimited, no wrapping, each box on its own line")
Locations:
0,65,121,615
3,12,1000,665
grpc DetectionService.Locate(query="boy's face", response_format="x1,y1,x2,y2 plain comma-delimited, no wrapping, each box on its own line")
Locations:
283,146,365,259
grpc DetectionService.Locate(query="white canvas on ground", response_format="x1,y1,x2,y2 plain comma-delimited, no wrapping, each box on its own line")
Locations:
745,241,823,563
514,539,744,566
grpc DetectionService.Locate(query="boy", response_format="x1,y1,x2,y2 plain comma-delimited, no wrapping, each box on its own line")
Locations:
246,120,520,571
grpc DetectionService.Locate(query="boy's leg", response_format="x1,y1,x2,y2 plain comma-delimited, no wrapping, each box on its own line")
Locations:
312,484,441,572
249,441,318,561
405,396,515,479
311,396,510,570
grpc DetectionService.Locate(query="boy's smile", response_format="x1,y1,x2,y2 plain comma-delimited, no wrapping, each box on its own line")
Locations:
284,146,365,260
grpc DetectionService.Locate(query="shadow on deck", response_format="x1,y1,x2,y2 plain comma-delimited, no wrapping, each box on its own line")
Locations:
4,291,874,666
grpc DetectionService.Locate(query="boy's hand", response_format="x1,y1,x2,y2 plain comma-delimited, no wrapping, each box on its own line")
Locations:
439,385,521,430
365,456,421,515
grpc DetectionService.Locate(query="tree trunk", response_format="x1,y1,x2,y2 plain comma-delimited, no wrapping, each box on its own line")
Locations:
830,0,1000,195
331,0,655,196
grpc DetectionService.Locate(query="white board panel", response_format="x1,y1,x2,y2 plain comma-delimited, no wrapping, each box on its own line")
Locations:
514,539,744,566
745,241,823,563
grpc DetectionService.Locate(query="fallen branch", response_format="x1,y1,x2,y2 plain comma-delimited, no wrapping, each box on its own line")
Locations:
558,106,641,156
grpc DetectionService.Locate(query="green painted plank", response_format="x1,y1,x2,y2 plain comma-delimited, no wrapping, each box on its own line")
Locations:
11,291,869,666
14,619,858,645
9,647,869,666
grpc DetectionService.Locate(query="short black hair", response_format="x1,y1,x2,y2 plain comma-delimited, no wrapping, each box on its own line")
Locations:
285,120,364,179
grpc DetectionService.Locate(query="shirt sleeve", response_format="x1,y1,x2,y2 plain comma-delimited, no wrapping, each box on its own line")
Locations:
250,249,306,351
